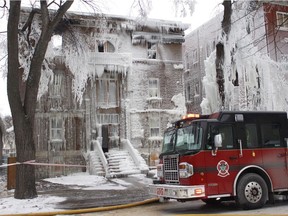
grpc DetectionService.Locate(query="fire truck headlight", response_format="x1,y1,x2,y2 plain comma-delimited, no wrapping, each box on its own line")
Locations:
156,164,164,178
179,162,194,178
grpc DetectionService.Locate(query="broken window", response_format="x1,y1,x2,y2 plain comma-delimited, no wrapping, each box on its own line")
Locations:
149,78,160,98
96,73,118,107
276,11,288,30
147,42,157,59
149,113,160,137
50,116,63,141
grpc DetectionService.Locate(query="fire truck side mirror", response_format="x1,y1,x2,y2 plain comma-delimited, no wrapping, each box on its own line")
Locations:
214,134,223,148
212,134,222,156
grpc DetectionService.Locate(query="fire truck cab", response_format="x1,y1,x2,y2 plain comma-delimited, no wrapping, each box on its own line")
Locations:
149,111,288,210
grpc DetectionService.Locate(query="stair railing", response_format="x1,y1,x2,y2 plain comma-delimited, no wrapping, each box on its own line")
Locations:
92,140,110,178
122,139,149,173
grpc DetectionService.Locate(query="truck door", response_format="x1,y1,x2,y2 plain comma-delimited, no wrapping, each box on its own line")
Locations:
259,122,288,189
204,123,239,196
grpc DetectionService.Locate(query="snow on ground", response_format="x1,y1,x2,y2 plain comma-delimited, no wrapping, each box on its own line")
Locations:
0,172,154,215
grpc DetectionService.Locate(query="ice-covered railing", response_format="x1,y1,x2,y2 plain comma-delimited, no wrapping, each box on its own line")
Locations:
92,140,110,178
122,139,149,174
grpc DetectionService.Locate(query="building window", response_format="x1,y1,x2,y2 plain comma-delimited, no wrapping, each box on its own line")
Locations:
206,44,211,58
97,114,119,124
185,53,189,70
186,83,193,102
50,73,62,97
96,73,118,107
276,12,288,30
50,117,63,141
195,82,200,96
98,41,115,52
96,114,119,137
192,49,198,65
149,113,160,137
147,42,157,59
149,78,160,98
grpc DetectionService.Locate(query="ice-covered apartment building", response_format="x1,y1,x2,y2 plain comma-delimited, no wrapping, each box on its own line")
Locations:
19,9,189,178
183,2,288,113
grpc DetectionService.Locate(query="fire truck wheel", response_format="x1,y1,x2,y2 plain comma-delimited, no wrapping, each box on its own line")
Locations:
236,173,268,210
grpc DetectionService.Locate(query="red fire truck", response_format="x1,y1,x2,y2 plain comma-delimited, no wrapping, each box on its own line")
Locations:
149,111,288,209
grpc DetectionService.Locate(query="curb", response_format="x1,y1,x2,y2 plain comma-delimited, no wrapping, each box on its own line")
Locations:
2,197,160,216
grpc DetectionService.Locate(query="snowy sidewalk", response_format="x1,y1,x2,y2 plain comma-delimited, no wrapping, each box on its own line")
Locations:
0,172,156,215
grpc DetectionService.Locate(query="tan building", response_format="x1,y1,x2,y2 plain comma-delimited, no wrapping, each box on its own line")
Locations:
21,9,189,178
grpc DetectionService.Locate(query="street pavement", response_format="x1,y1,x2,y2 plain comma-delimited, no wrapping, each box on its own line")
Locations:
38,176,155,209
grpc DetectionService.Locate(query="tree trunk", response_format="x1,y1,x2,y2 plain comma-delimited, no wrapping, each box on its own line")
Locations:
7,1,37,199
215,0,232,109
0,123,3,165
7,0,74,199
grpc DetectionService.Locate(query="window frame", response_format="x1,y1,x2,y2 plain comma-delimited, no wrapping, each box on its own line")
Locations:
50,72,63,98
147,42,157,59
149,113,160,137
245,123,259,149
260,123,282,148
148,78,160,98
276,11,288,31
96,73,119,107
206,123,235,150
50,116,63,142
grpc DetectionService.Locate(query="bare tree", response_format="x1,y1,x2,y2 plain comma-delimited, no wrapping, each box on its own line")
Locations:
7,0,73,199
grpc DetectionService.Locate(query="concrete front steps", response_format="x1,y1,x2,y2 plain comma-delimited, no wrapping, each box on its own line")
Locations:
106,149,141,178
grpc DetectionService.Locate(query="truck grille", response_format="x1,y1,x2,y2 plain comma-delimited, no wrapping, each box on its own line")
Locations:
163,154,179,184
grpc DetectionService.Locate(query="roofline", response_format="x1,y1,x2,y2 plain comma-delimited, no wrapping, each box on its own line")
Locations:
20,6,190,30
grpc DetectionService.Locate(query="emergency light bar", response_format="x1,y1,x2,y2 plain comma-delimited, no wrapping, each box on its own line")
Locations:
182,113,200,119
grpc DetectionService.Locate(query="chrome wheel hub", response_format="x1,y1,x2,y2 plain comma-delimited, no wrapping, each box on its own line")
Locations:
244,181,262,203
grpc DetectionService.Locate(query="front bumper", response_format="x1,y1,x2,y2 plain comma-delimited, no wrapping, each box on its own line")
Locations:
149,184,205,199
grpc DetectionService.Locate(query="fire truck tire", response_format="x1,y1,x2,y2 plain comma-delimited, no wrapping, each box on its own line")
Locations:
236,173,268,210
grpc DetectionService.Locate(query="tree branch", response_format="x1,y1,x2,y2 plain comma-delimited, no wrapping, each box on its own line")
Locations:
50,0,74,29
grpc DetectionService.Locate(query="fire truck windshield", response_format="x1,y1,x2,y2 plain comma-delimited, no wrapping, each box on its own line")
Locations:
162,128,176,153
175,124,203,152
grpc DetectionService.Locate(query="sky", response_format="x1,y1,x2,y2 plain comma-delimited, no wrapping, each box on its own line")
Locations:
0,0,223,117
